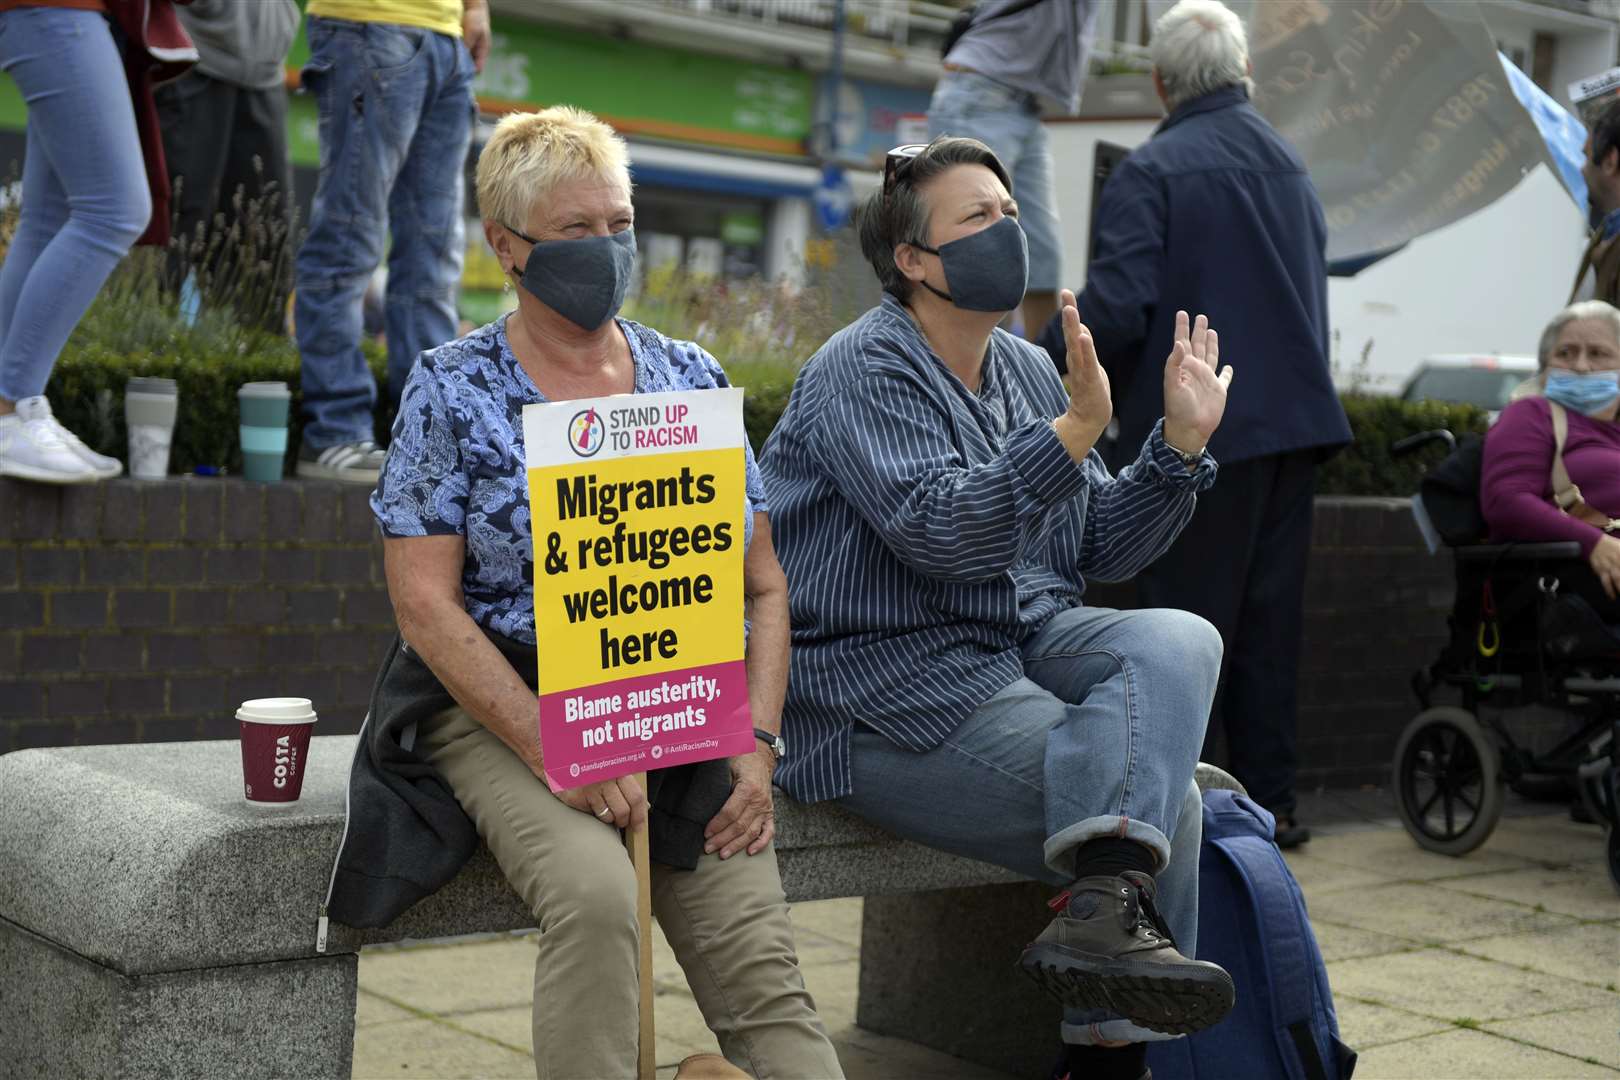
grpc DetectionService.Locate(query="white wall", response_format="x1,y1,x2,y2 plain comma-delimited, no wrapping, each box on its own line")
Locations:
1047,119,1159,289
1325,164,1582,390
1048,121,1585,393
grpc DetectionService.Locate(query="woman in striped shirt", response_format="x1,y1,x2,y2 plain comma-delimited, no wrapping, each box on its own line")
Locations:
762,135,1236,1080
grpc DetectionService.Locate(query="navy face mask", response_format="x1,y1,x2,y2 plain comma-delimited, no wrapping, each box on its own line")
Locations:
912,215,1029,313
508,226,637,331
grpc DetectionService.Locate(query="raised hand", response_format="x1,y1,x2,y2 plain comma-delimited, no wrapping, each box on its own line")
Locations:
1052,289,1112,462
1161,310,1233,456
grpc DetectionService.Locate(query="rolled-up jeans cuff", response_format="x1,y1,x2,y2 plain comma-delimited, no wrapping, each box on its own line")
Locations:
1044,815,1171,877
1061,1017,1185,1045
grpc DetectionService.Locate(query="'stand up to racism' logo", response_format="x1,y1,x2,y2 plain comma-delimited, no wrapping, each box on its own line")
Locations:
567,408,606,457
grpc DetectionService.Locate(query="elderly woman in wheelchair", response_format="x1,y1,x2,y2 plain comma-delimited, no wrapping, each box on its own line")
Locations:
1393,300,1620,892
1482,299,1620,603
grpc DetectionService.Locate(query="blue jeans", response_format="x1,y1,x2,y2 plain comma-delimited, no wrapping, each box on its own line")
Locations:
928,70,1061,291
294,16,473,449
837,605,1222,1044
0,6,149,401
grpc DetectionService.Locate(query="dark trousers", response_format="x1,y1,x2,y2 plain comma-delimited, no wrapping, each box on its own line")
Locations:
155,71,293,334
1135,450,1318,818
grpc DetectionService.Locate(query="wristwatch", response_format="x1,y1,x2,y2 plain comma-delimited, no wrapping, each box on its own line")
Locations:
1164,436,1203,471
754,728,786,762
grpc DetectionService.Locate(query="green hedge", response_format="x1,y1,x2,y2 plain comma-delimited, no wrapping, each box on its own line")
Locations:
46,339,389,475
44,333,1484,495
1316,394,1489,497
34,230,1488,493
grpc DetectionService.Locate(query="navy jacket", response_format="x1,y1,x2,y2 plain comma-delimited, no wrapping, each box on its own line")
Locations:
1041,86,1351,467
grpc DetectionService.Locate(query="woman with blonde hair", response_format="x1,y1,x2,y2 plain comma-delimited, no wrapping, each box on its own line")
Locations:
330,105,843,1080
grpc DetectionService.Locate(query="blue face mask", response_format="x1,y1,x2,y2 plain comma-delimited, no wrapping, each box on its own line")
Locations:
1545,369,1620,416
912,215,1029,313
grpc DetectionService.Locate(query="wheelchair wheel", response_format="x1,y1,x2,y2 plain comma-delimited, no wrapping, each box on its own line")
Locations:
1394,707,1504,856
1609,829,1620,894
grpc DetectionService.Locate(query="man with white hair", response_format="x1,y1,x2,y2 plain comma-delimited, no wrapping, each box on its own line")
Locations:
1041,0,1350,849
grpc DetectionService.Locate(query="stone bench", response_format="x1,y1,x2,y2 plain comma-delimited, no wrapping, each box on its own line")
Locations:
0,736,1239,1079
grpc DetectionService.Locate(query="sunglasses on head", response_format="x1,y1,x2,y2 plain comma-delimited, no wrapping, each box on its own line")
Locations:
883,143,930,195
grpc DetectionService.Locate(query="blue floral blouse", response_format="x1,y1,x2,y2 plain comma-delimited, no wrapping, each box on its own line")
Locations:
371,316,768,644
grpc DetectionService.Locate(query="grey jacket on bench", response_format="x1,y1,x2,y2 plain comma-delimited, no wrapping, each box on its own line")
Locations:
322,630,733,931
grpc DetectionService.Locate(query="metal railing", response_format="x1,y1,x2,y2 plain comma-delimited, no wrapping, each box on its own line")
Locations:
661,0,957,49
657,0,1153,72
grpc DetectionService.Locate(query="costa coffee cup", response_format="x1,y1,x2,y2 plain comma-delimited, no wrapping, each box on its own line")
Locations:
237,697,317,805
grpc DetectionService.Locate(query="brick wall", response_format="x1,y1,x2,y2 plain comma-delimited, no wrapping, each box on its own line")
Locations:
1,485,1453,788
1090,497,1454,791
0,477,395,751
1297,497,1454,788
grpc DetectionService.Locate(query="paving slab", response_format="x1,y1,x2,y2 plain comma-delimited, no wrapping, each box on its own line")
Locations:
1486,1006,1620,1071
358,937,538,1017
789,897,863,948
1328,947,1615,1024
350,1018,535,1079
830,1024,1021,1080
1454,921,1620,989
1312,918,1426,962
345,811,1612,1078
1349,1027,1617,1079
1298,827,1537,882
1480,816,1612,868
1435,863,1620,921
355,990,416,1029
1308,880,1576,944
450,1002,731,1071
441,1006,535,1058
1284,849,1402,895
1333,995,1454,1049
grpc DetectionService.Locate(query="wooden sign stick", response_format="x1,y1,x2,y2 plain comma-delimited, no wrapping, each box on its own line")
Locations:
631,771,656,1080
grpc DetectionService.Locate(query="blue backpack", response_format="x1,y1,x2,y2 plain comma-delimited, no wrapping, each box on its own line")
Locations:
1146,789,1357,1080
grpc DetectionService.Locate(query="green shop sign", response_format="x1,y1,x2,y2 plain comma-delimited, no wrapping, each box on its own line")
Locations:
0,13,814,162
286,14,813,157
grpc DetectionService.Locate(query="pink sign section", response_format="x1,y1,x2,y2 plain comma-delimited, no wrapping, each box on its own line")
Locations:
538,659,752,792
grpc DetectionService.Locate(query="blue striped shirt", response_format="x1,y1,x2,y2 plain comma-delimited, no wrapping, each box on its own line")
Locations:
760,295,1216,803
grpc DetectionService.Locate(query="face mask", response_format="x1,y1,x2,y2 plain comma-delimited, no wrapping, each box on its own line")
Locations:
1545,369,1620,416
912,215,1029,313
509,226,637,331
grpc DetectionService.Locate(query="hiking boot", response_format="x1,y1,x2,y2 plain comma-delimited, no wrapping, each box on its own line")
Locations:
296,439,386,484
1018,872,1234,1036
1275,816,1311,849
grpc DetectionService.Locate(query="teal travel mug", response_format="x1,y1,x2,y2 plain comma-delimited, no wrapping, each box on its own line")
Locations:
238,382,292,483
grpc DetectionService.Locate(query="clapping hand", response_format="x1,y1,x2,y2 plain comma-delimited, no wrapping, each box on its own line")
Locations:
1056,289,1112,450
1161,310,1233,456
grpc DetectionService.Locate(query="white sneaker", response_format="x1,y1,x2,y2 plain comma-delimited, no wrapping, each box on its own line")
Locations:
295,439,386,484
0,397,107,484
44,405,122,478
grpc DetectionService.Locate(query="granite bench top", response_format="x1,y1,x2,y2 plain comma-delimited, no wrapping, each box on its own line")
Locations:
0,736,1024,977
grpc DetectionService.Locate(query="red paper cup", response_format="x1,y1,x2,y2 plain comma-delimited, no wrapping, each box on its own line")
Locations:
238,697,317,805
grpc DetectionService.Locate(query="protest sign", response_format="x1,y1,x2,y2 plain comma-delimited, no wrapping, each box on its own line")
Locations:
1570,66,1620,129
1249,0,1549,262
523,388,754,793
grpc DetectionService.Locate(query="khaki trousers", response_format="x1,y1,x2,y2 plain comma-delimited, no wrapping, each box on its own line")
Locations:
417,707,844,1080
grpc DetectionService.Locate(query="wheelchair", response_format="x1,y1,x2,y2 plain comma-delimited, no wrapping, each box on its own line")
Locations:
1392,431,1619,892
